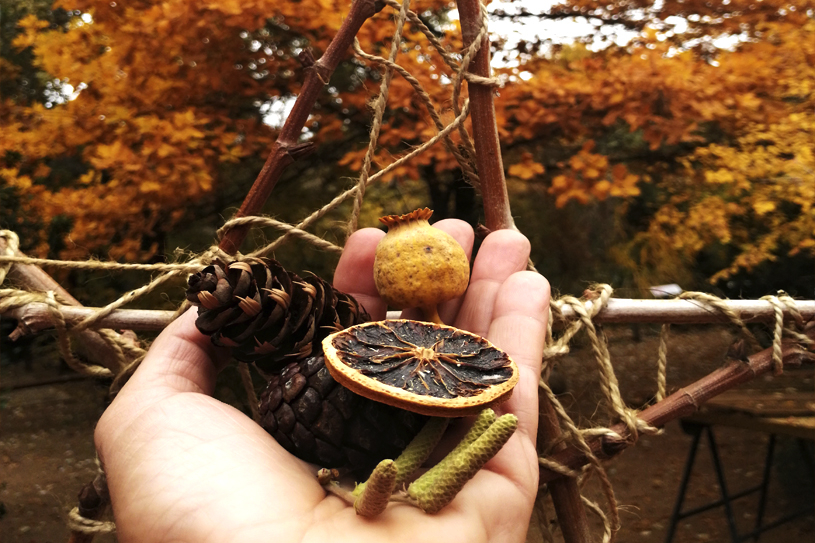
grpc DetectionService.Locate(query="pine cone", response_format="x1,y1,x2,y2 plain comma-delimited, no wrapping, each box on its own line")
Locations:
187,258,426,472
258,355,427,473
186,258,368,373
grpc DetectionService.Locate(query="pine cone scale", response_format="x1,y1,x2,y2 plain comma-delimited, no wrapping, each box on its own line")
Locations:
282,373,307,402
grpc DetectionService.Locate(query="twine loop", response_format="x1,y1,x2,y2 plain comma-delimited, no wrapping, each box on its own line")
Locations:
66,508,117,535
759,291,812,374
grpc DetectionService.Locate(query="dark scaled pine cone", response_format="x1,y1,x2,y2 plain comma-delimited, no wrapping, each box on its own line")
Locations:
186,258,368,373
258,355,427,473
186,258,425,473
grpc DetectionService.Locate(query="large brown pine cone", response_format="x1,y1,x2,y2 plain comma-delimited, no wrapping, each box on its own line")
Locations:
186,258,368,373
258,355,427,473
187,258,425,473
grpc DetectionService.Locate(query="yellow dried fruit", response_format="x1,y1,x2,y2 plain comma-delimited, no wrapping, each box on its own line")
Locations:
374,208,469,323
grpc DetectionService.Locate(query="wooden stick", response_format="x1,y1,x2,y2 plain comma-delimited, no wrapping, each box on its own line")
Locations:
539,327,815,484
218,0,383,255
457,0,514,231
5,298,814,335
554,298,815,325
455,1,591,541
0,236,132,373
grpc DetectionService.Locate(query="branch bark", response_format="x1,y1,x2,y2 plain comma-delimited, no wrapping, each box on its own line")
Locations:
0,235,132,373
218,0,384,254
4,298,813,335
455,1,590,541
539,325,815,484
457,0,514,231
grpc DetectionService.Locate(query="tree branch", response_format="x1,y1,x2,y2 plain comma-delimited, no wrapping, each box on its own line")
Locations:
4,298,813,335
457,0,514,231
540,325,815,484
0,235,136,374
218,0,384,254
456,1,589,541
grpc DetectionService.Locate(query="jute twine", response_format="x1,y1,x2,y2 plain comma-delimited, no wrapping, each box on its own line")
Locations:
1,2,812,541
346,0,412,235
345,0,497,236
66,509,116,535
65,457,116,536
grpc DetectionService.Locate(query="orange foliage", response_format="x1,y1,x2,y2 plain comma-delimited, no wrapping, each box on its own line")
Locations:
2,0,813,284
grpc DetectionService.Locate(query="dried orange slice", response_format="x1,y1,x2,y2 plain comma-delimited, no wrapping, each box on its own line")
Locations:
322,320,519,417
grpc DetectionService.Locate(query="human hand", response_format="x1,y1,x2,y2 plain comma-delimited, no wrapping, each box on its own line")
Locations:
95,220,550,543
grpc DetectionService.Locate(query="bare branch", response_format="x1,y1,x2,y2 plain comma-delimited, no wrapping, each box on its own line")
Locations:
219,0,384,254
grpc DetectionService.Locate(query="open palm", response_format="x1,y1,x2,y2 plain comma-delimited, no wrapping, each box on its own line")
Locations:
95,221,550,543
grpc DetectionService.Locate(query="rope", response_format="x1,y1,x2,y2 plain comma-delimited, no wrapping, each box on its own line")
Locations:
656,324,670,402
217,216,343,255
347,0,411,236
352,39,481,189
0,254,203,273
535,283,815,542
66,508,116,535
758,292,812,375
248,100,471,258
67,456,115,535
679,291,762,350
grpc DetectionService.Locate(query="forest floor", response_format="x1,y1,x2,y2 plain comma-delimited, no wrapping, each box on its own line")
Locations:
1,325,813,543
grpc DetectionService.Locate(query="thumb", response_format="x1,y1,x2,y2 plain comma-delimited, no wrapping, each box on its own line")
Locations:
96,310,231,446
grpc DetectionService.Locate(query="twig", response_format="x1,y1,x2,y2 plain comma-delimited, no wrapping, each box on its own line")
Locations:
455,1,590,541
539,326,815,484
218,0,384,255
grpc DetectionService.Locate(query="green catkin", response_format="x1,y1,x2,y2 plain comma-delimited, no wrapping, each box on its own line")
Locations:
408,412,517,513
354,459,398,517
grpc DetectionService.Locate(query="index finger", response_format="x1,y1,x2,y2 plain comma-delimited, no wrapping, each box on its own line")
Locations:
333,227,387,320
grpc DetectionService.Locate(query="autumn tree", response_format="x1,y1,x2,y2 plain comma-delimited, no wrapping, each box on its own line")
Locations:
1,0,398,261
491,1,815,292
2,0,813,295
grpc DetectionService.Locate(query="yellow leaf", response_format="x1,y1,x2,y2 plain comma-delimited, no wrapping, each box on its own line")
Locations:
140,181,161,193
508,153,545,180
753,200,776,215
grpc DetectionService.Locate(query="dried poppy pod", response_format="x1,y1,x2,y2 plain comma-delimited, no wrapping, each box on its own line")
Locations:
374,208,469,324
322,320,519,417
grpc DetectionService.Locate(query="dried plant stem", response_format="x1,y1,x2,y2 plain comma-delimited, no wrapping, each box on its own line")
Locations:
457,0,513,231
455,0,589,541
219,0,383,254
539,328,815,484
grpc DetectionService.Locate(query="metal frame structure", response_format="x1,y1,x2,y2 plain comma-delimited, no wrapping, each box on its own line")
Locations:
665,420,815,543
